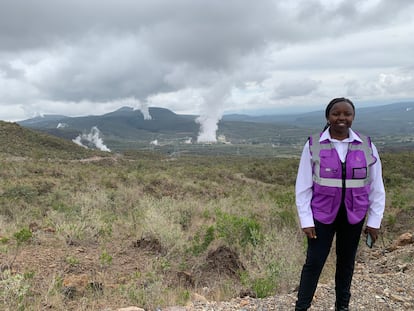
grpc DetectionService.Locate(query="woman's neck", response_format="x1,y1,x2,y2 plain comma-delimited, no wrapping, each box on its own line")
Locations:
329,128,349,141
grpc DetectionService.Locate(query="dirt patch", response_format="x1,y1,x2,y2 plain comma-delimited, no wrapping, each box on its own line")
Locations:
133,235,165,255
382,207,414,240
165,246,246,290
204,246,245,277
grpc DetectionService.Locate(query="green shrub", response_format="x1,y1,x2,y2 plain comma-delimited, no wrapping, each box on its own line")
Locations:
65,256,80,266
216,210,262,247
190,225,215,255
3,186,38,203
252,277,276,298
241,261,281,298
13,228,32,246
100,250,113,267
0,270,32,310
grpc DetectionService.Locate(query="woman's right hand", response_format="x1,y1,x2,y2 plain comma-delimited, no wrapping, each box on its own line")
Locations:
302,227,317,239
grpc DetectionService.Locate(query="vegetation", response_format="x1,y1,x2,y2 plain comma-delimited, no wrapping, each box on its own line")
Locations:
0,121,101,159
0,121,413,310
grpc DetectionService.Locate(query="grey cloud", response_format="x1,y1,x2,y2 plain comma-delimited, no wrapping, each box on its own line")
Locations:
294,0,414,40
0,1,277,53
273,78,321,99
1,0,285,104
0,61,24,79
23,35,174,102
345,66,414,98
1,0,414,121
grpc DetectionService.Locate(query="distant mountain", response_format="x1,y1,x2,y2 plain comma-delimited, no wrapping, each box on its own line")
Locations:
18,107,200,148
19,107,198,136
17,101,414,152
223,101,414,136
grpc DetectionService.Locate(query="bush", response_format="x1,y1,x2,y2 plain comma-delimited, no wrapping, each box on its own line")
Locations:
216,210,262,247
0,270,32,310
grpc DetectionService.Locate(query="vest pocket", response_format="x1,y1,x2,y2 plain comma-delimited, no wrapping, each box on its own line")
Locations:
351,187,369,211
311,185,336,213
320,150,340,178
352,167,367,179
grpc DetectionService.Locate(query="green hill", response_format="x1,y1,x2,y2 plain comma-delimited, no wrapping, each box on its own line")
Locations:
0,121,102,159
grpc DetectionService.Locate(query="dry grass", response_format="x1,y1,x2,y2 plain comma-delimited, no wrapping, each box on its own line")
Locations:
0,151,413,310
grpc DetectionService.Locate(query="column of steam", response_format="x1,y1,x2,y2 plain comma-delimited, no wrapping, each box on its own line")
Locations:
196,82,230,143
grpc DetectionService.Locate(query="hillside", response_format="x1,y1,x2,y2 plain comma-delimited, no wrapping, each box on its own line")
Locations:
0,122,413,310
0,149,413,310
0,121,103,159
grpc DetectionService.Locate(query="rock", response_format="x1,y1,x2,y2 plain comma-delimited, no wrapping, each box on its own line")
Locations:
390,293,408,302
29,222,40,232
177,270,194,287
240,299,250,307
396,232,413,246
191,293,208,303
62,274,89,298
397,264,409,272
43,227,56,233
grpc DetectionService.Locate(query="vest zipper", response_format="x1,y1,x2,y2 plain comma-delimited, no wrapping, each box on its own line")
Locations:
341,161,346,205
341,142,351,206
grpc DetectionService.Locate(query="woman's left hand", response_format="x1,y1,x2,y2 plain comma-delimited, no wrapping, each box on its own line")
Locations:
364,226,379,242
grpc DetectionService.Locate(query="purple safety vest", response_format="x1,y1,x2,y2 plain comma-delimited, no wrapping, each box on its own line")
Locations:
309,133,377,224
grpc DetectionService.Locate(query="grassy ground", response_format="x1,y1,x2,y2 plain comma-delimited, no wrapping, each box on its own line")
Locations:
0,125,413,310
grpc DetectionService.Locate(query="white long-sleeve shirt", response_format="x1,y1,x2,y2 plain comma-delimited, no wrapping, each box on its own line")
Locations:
295,128,386,229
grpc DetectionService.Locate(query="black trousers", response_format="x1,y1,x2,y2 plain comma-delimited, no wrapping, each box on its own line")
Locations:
295,206,365,310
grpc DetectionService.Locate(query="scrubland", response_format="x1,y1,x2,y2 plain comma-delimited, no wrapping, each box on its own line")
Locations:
0,150,413,310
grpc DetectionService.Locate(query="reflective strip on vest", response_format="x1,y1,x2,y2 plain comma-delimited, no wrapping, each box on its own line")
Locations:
309,133,376,188
312,176,370,188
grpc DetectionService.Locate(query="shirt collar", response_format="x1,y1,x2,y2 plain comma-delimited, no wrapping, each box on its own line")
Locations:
319,128,363,143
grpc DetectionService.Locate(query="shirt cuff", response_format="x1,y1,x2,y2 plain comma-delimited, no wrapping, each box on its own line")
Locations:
299,216,315,228
366,215,382,229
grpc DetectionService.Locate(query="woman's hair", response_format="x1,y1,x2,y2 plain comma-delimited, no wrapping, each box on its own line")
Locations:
323,97,355,130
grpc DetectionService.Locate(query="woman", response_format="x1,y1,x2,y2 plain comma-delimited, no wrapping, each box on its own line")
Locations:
294,98,386,311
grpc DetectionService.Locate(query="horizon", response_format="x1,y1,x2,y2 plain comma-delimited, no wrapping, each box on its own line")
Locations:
12,98,414,123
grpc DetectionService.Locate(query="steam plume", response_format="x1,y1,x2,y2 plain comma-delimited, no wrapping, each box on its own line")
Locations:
72,126,111,152
196,81,230,143
57,123,68,128
117,97,152,120
134,101,152,120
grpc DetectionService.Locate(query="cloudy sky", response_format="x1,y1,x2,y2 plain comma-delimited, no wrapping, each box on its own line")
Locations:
1,0,414,122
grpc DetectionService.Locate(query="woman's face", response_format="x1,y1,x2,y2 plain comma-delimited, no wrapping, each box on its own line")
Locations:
327,101,355,134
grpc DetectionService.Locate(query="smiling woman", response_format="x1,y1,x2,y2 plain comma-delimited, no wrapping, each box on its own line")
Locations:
324,97,355,140
294,97,386,311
